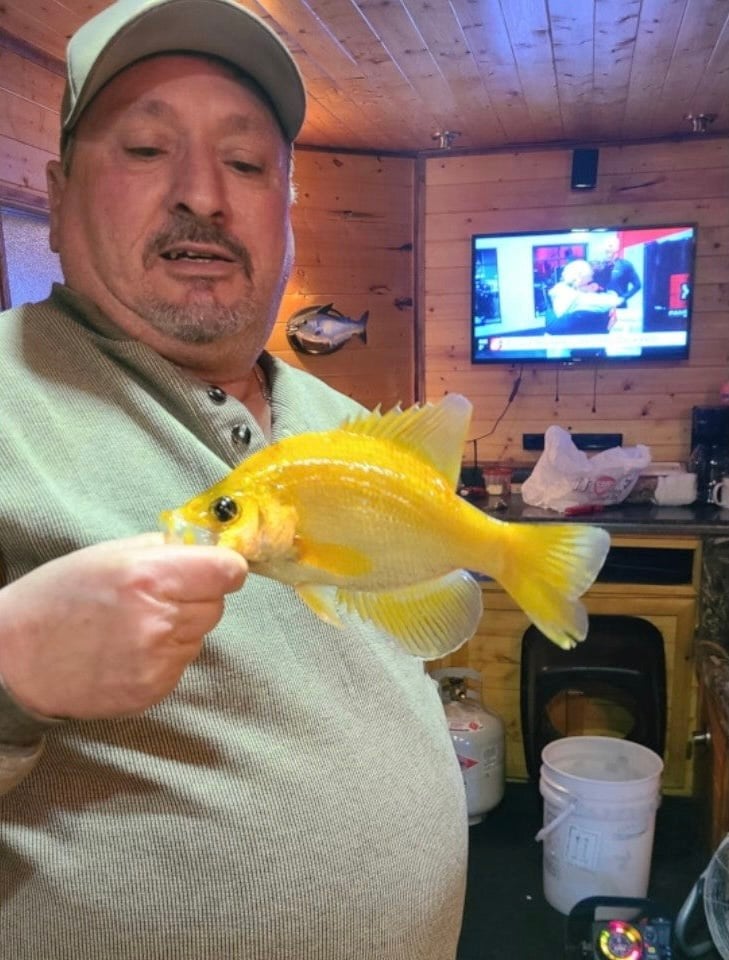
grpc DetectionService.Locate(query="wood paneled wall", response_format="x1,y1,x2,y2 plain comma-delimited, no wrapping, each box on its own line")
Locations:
424,141,729,466
0,46,64,212
271,150,416,412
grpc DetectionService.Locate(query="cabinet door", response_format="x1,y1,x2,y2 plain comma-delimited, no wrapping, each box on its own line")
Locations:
697,689,729,851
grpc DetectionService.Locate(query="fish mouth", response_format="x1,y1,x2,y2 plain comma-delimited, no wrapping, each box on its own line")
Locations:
159,510,220,546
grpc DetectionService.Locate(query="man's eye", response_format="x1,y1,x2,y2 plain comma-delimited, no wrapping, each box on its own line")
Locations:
126,146,165,158
229,160,263,174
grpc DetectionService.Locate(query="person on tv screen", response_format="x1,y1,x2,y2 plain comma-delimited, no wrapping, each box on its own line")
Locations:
546,259,621,335
592,236,642,306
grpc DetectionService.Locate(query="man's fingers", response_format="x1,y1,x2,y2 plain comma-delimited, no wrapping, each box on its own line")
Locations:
141,544,248,602
164,598,228,644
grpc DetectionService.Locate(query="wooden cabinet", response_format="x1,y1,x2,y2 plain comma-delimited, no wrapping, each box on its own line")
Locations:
699,690,729,849
695,648,729,850
430,534,700,796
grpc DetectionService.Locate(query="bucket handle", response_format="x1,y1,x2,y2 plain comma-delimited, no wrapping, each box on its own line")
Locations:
535,779,577,843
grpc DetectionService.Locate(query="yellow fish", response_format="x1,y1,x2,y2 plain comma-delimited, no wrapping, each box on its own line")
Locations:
160,394,610,658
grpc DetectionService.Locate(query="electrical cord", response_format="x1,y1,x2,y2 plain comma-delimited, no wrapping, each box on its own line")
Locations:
467,365,523,465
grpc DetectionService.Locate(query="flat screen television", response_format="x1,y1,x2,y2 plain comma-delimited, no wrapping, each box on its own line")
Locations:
471,224,696,364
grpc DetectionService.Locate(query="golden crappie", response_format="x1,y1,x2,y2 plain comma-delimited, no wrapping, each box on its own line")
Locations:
160,394,610,659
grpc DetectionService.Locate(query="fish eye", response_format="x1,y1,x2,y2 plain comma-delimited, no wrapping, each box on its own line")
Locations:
210,496,239,523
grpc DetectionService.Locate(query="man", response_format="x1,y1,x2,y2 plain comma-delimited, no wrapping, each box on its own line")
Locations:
592,236,642,306
0,1,467,957
546,258,621,335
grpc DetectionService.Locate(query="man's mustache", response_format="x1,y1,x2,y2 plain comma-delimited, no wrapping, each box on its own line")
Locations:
145,213,253,279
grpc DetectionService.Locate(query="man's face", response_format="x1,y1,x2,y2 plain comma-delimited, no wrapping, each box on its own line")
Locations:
573,264,594,289
47,54,294,364
603,239,619,262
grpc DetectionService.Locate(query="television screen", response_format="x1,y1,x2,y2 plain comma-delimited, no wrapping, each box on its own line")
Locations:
471,224,696,364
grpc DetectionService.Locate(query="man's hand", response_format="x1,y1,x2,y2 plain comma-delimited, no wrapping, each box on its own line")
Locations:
0,534,247,720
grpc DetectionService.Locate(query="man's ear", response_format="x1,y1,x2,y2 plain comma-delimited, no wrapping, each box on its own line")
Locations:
46,160,66,254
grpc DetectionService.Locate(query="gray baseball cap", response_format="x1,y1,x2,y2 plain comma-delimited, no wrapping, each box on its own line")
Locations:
61,0,306,145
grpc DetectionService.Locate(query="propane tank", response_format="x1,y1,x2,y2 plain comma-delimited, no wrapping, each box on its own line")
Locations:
432,668,505,825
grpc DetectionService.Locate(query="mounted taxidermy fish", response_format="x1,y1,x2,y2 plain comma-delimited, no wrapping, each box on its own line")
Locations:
286,303,368,355
160,394,610,659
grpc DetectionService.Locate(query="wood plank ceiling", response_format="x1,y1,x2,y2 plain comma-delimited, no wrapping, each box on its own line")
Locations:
2,0,728,154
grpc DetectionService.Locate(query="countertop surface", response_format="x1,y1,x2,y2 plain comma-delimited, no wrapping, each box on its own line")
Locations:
479,493,729,537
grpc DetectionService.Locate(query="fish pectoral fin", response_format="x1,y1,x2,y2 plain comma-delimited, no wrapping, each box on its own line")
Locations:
337,570,483,660
295,584,343,627
340,394,472,490
296,539,372,578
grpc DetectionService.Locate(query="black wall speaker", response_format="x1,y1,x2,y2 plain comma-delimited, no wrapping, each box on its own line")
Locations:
570,148,599,190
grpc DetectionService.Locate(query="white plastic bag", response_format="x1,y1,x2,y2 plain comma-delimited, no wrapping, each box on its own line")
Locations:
521,425,651,514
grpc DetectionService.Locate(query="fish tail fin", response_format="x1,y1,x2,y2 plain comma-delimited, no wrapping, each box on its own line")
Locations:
359,311,369,344
492,522,610,649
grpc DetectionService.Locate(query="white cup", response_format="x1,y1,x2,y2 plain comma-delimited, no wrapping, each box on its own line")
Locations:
711,478,729,507
653,471,697,506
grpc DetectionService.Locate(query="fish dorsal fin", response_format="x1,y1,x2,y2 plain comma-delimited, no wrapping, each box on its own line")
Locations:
341,394,472,489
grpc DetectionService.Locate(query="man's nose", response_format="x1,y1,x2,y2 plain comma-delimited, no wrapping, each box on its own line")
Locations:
169,147,229,220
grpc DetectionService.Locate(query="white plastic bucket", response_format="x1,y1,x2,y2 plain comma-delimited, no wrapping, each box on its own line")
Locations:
536,736,664,915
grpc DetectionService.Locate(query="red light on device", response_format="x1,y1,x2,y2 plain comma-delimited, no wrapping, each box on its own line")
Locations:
669,273,689,309
597,919,643,960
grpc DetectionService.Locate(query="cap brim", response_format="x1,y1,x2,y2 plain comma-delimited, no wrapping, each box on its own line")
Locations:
63,0,305,143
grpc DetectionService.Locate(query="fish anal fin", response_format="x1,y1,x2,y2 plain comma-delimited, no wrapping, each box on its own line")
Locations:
340,395,472,490
296,583,343,627
338,570,483,660
296,539,372,578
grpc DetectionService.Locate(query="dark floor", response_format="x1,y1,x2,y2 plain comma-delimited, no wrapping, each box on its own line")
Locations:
457,781,720,960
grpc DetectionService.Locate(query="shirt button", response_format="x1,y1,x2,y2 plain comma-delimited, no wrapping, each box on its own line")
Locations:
207,385,227,404
231,424,252,446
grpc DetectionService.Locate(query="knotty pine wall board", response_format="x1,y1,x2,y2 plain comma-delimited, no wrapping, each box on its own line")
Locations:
0,47,64,114
0,46,62,211
275,150,416,410
425,139,729,185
